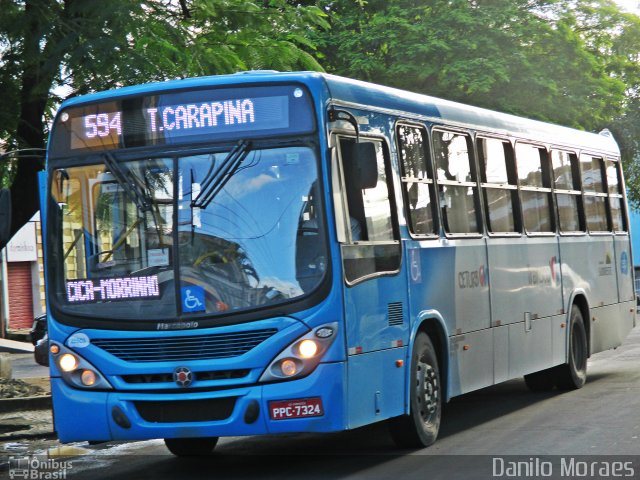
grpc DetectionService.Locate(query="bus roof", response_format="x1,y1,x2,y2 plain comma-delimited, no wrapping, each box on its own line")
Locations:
59,71,620,156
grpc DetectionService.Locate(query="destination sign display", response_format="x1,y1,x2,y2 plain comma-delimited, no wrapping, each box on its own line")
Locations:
50,85,314,156
66,275,160,303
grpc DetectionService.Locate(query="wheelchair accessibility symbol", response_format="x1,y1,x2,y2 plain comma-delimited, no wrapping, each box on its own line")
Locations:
181,286,206,312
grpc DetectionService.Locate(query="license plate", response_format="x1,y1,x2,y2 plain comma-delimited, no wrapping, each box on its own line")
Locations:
269,397,324,420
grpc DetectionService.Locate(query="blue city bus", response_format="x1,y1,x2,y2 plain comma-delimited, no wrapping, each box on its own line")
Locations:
41,71,636,454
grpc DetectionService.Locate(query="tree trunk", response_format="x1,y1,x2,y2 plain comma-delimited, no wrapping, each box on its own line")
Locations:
8,0,63,241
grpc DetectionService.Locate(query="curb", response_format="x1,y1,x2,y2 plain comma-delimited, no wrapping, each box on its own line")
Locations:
0,338,34,354
0,395,52,413
0,429,56,441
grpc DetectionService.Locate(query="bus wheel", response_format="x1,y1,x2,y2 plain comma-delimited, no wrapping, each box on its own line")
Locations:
389,332,441,448
164,437,219,456
555,305,588,390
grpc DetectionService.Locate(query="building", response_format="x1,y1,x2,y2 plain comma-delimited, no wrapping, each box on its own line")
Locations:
0,213,45,335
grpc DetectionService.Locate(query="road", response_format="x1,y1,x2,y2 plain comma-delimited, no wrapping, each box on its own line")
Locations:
5,327,640,479
11,353,48,379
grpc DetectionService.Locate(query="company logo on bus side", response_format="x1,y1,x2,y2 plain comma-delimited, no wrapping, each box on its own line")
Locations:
458,265,489,289
528,256,561,288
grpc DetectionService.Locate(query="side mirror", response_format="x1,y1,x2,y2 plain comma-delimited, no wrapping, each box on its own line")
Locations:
0,188,11,246
354,142,378,189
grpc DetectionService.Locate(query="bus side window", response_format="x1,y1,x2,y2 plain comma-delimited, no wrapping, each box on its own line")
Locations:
433,130,480,235
397,124,437,236
338,137,400,284
581,154,609,232
551,150,584,233
516,144,554,234
606,159,627,233
339,138,395,242
54,175,87,279
478,137,518,234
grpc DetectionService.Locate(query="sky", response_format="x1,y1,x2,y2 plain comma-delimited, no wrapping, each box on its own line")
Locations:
613,0,640,14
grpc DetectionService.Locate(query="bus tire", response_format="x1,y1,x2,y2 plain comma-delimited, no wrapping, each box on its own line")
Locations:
389,332,441,448
164,437,219,456
555,305,588,390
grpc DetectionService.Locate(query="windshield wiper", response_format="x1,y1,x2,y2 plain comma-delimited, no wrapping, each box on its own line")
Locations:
102,151,152,212
191,140,252,209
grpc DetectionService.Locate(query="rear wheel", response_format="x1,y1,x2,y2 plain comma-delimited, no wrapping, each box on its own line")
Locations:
389,332,441,448
164,437,219,456
555,305,588,390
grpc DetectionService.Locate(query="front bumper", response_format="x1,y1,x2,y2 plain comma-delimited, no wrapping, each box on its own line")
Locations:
52,362,346,443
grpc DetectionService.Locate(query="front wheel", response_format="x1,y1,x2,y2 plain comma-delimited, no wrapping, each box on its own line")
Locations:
389,332,441,448
164,437,219,456
555,305,588,390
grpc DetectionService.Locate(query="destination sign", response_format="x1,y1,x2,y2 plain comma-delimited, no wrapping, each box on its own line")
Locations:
51,85,314,156
147,98,259,133
66,275,160,303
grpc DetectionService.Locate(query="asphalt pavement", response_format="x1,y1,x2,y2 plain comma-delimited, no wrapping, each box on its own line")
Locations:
1,328,639,480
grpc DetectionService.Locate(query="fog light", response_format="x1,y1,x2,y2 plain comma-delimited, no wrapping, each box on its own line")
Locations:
59,353,78,372
298,339,318,358
281,359,297,377
81,370,97,386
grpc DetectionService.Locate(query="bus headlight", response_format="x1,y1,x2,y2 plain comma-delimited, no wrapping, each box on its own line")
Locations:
259,322,338,382
58,353,78,372
81,370,97,386
298,339,318,358
51,343,113,390
280,359,299,377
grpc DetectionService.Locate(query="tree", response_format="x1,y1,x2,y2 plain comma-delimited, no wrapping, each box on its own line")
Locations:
315,0,632,129
0,0,328,247
315,0,640,202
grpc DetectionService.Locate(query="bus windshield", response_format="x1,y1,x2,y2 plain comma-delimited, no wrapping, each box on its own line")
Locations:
49,145,328,322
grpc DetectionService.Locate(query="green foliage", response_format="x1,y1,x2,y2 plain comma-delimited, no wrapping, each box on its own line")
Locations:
315,0,636,131
2,0,640,231
315,0,640,203
0,0,328,239
186,0,328,74
612,97,640,209
0,0,328,149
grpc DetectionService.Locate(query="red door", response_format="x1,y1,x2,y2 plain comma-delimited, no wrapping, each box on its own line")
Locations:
8,262,34,330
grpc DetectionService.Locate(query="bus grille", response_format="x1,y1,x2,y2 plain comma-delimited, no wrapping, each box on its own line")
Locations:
91,329,277,362
122,369,250,384
134,397,237,423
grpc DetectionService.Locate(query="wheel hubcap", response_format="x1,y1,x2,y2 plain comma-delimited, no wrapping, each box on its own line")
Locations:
572,324,586,371
416,360,439,422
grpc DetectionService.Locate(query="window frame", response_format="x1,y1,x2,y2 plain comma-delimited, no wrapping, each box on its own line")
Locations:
551,148,585,236
477,134,521,237
332,132,402,286
605,157,628,235
514,142,555,236
431,126,483,239
396,121,439,239
580,152,611,234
